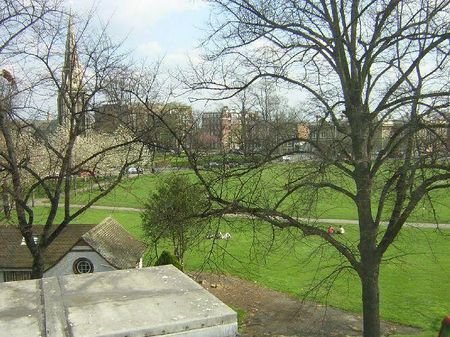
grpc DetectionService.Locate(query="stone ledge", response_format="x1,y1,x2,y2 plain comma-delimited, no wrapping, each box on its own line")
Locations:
0,266,238,337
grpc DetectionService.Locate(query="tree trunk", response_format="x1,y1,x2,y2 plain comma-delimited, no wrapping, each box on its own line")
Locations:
361,262,381,337
31,252,44,279
357,188,382,337
1,180,11,219
349,100,381,337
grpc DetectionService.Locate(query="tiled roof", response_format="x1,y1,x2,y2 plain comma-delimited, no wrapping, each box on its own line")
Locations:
0,218,147,271
82,217,147,269
0,224,95,270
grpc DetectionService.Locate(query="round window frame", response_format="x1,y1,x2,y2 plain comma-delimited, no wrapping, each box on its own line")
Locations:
73,257,94,274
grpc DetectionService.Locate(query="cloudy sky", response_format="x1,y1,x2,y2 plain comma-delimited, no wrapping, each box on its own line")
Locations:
70,0,210,66
67,1,301,110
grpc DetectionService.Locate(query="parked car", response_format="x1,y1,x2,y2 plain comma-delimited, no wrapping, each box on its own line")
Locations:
281,155,292,162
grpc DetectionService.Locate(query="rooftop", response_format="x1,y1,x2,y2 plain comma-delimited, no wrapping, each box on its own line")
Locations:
0,265,237,337
82,217,147,269
0,224,95,269
0,217,147,271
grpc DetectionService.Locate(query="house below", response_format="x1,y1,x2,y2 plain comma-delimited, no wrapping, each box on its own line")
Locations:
0,217,146,282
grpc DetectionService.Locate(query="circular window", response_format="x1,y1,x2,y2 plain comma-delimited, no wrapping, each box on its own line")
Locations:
73,258,94,274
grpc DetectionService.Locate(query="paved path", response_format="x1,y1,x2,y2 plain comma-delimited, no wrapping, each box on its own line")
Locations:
34,200,450,229
33,200,144,213
296,217,450,228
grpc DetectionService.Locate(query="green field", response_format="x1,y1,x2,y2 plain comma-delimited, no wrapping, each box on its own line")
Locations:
30,165,450,337
185,220,450,337
69,166,450,223
31,207,144,238
31,203,450,337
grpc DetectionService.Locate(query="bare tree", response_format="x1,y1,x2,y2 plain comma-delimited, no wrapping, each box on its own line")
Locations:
180,1,450,336
0,3,147,279
0,0,61,56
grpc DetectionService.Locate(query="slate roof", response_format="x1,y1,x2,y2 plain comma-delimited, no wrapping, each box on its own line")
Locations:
0,217,147,270
0,224,95,270
81,217,147,269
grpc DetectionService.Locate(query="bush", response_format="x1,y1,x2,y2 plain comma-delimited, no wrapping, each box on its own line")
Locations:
154,250,183,271
141,174,209,265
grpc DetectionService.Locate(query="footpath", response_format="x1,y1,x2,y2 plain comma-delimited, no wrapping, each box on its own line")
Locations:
33,200,450,229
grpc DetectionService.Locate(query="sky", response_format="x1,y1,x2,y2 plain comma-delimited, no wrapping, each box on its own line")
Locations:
70,0,210,67
67,1,302,111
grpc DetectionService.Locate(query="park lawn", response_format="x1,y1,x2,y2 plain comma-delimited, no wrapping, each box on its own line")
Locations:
69,172,191,208
70,165,450,223
182,219,449,337
30,206,449,336
30,206,144,238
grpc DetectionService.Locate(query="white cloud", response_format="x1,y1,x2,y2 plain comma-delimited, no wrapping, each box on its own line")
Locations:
68,0,209,68
134,44,202,68
136,41,164,56
71,0,207,28
165,48,202,67
114,0,206,31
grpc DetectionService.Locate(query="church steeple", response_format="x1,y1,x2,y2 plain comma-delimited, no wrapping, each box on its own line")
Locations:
63,15,82,88
57,14,87,131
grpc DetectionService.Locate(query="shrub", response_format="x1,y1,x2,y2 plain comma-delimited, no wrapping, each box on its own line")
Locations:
141,174,209,265
154,250,183,271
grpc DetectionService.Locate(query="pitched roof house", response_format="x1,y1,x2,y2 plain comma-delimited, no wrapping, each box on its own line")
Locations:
0,217,146,282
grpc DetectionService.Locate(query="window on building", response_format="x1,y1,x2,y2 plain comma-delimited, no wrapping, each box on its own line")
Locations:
73,258,94,274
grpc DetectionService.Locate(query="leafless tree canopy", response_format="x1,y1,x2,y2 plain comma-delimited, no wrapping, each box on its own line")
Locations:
182,1,450,336
0,0,61,55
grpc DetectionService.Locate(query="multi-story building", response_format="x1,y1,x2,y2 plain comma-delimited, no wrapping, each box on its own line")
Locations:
221,106,242,151
416,117,449,155
199,106,251,152
300,115,450,159
199,111,222,151
199,106,303,154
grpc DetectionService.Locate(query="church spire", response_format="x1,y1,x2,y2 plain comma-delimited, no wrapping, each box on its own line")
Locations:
57,13,87,131
63,14,82,85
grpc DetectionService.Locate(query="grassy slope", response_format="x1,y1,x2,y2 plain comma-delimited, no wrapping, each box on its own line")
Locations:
34,164,450,337
182,219,449,337
32,205,449,336
32,207,144,238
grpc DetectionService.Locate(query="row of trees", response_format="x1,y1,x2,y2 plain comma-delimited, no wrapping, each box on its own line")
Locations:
1,1,449,337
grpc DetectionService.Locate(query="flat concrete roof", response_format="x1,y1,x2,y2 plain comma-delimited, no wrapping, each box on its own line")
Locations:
0,266,237,337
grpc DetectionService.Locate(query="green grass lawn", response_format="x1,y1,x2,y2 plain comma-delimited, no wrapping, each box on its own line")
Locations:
179,219,450,337
31,204,450,337
70,166,450,223
31,207,144,238
69,173,177,208
32,162,450,337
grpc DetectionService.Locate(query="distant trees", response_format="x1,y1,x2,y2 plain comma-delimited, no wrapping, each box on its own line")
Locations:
141,174,209,265
178,1,450,337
